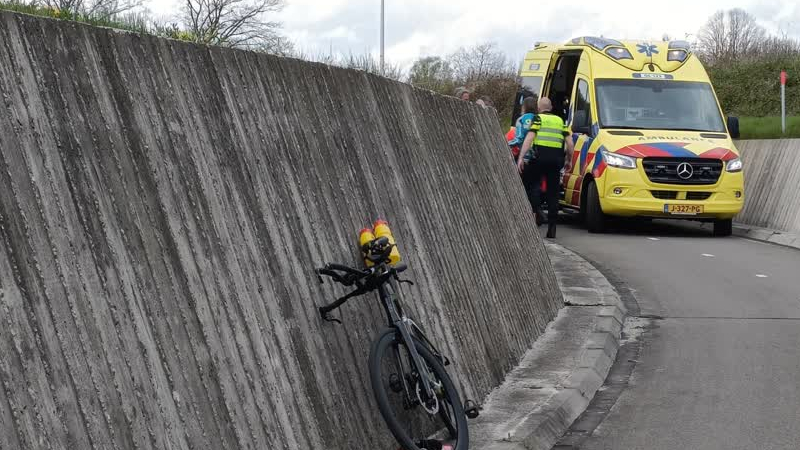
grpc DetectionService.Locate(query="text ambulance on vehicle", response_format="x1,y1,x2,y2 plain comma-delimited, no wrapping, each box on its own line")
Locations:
514,37,744,236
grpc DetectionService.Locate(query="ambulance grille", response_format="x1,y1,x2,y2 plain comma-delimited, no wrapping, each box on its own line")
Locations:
686,192,713,201
642,158,723,185
650,190,678,200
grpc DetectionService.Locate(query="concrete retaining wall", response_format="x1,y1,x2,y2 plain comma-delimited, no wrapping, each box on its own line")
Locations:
737,139,800,234
0,11,562,449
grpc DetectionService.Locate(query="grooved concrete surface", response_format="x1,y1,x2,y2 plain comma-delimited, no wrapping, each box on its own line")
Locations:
737,139,800,234
0,12,562,450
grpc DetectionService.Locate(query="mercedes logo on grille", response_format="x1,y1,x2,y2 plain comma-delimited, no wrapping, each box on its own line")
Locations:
677,162,694,180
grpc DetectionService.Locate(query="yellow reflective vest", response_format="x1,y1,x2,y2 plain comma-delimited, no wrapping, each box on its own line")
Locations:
530,113,570,149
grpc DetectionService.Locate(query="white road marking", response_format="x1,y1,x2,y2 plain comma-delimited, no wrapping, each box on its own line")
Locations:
702,253,715,257
647,237,660,241
756,274,769,278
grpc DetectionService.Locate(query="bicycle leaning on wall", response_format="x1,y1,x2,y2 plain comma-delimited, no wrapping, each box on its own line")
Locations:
315,227,478,450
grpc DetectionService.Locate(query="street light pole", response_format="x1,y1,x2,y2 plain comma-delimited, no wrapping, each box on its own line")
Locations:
380,0,385,75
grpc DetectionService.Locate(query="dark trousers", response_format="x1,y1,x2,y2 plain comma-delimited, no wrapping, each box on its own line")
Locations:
526,148,563,225
521,166,540,212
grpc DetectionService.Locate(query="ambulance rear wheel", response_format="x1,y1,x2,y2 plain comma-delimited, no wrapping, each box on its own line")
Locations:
586,180,607,233
713,219,732,237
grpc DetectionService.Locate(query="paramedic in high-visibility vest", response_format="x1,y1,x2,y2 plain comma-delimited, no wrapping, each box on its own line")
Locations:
517,97,574,239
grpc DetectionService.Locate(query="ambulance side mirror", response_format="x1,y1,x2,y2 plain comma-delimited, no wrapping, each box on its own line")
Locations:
727,116,740,139
573,110,591,135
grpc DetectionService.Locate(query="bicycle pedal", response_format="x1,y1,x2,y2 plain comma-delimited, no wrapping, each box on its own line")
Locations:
464,399,480,419
388,373,403,393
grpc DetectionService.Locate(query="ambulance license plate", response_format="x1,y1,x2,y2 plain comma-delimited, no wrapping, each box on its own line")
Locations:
664,204,704,215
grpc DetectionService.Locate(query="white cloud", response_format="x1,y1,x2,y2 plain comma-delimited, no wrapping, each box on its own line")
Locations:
146,0,179,17
280,0,351,26
319,25,358,42
144,0,800,67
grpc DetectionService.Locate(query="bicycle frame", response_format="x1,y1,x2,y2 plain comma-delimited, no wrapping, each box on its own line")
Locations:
317,258,450,409
316,244,477,447
376,272,440,404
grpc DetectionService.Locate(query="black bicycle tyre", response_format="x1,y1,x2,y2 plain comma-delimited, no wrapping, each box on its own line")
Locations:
369,328,469,450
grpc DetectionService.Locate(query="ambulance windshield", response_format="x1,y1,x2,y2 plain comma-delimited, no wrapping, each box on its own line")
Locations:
596,79,726,133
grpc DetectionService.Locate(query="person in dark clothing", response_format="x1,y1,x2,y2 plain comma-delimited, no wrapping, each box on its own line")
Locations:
512,97,543,221
517,97,574,238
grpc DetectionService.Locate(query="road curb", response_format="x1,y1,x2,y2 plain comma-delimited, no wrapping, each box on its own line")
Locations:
693,222,800,250
538,243,623,448
472,242,626,450
731,224,800,251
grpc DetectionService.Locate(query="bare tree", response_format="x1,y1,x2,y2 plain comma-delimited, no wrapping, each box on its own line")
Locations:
432,42,520,119
756,32,800,58
699,8,766,64
182,0,287,51
408,56,454,92
448,42,517,83
699,11,727,63
727,8,765,57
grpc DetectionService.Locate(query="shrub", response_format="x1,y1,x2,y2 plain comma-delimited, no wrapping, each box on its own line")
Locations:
708,57,800,117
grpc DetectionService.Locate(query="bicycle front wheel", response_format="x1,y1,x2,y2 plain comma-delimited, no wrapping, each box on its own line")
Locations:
369,328,469,450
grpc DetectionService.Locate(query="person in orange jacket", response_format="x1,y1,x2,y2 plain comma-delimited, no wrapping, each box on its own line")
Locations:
506,126,519,160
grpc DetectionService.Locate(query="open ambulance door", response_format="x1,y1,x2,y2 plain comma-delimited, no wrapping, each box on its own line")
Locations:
543,50,584,122
512,45,557,126
562,51,594,208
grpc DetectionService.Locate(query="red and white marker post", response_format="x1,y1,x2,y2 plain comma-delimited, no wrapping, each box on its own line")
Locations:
781,70,787,134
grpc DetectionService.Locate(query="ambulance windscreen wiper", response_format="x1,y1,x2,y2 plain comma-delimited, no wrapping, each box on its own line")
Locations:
603,125,646,130
654,127,718,133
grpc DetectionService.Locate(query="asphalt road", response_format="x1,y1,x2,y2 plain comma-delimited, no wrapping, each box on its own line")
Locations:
554,216,800,450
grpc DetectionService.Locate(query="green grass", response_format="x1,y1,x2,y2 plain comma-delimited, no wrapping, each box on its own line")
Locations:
499,115,513,131
1,2,142,31
0,1,195,41
739,116,800,139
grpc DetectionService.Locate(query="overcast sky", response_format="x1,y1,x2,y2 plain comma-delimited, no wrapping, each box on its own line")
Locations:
146,0,800,67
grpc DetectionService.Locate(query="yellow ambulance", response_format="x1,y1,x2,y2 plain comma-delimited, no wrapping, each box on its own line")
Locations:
516,37,744,236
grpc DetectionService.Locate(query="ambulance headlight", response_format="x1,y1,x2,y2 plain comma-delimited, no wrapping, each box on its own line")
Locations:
726,157,743,173
602,150,637,169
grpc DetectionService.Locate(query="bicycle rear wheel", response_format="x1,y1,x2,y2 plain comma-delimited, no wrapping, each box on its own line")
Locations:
369,328,469,450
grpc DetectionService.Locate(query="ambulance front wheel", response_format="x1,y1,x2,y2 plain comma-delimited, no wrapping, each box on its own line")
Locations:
586,180,607,234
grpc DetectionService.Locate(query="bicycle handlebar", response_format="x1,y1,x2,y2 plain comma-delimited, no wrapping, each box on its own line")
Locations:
393,262,408,274
316,262,407,284
315,262,409,323
315,264,369,286
324,263,368,276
